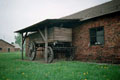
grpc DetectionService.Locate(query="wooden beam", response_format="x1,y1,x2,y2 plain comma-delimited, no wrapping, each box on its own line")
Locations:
38,29,46,42
21,33,24,60
44,26,48,63
38,27,48,63
22,32,28,57
45,27,48,62
22,32,28,44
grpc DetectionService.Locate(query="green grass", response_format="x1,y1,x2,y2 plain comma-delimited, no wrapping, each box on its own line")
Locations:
0,52,120,80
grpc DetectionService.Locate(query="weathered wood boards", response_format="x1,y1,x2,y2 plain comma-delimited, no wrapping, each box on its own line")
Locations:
28,27,72,43
54,27,72,42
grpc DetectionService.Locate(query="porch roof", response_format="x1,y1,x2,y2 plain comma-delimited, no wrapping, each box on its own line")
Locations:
15,19,80,33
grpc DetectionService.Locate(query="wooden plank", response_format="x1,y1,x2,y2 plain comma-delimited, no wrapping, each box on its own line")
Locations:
48,27,54,41
44,26,48,63
38,29,46,42
21,33,24,60
29,27,72,43
54,27,72,42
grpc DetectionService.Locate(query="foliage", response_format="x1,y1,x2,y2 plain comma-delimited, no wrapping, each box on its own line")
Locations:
11,42,14,44
15,33,22,47
0,52,120,80
14,33,25,51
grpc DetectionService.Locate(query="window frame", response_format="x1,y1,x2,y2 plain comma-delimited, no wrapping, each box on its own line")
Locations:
89,26,105,46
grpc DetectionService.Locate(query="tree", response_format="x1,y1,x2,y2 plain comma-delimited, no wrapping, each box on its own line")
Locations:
15,33,26,51
15,33,22,47
11,42,14,44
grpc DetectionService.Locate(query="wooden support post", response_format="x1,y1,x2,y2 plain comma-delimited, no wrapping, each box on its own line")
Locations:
23,32,28,44
38,27,48,63
21,32,27,60
21,33,24,60
44,26,48,63
23,32,27,57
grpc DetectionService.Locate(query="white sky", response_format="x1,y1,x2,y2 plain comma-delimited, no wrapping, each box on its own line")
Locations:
0,0,111,43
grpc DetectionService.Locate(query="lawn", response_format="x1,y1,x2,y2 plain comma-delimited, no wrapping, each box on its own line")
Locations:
0,52,120,80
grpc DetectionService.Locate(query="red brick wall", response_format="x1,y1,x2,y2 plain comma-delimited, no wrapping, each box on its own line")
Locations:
72,12,120,63
0,40,15,52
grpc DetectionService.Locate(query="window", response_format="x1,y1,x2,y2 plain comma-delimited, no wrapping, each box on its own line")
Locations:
0,48,2,51
89,27,104,45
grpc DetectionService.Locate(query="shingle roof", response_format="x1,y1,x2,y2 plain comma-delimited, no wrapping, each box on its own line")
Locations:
0,39,15,47
62,0,120,21
15,19,80,33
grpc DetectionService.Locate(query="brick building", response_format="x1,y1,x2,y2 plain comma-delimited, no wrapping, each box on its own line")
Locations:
15,0,120,63
0,39,15,52
62,0,120,63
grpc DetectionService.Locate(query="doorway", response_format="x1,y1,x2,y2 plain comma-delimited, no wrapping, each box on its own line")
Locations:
8,48,10,52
